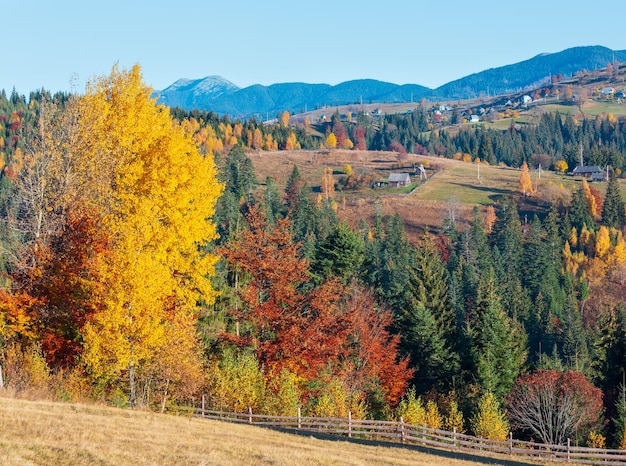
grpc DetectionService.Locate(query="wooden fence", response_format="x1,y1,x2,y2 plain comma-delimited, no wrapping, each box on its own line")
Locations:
194,404,626,465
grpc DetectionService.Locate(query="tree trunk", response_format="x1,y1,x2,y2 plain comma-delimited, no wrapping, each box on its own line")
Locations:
129,357,136,408
160,379,170,413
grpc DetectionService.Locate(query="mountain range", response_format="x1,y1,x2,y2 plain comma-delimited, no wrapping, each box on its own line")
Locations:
153,46,626,118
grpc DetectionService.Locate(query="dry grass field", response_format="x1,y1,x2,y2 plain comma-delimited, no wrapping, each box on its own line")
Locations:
0,396,551,465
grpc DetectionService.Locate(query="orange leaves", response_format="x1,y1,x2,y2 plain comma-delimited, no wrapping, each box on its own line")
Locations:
1,205,109,369
519,161,533,196
219,205,342,378
581,179,599,219
220,206,411,405
563,225,626,286
342,284,412,406
0,289,40,341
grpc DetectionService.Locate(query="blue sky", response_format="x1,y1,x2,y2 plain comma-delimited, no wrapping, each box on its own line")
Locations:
4,1,626,95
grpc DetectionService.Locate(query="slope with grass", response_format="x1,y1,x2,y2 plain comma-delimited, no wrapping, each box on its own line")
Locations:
0,396,539,465
250,149,601,240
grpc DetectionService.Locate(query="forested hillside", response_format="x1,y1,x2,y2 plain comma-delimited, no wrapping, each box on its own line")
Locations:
1,65,626,451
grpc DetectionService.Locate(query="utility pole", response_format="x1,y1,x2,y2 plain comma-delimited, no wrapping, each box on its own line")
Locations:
578,143,584,168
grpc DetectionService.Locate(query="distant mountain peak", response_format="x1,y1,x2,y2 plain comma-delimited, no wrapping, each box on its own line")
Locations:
154,75,239,109
154,45,626,116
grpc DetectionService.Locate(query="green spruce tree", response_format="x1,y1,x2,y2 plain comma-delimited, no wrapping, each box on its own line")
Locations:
602,174,625,229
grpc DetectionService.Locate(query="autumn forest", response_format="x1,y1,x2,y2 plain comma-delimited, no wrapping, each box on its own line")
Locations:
1,65,626,450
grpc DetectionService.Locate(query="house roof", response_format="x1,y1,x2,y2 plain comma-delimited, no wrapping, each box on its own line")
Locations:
572,165,602,174
388,173,411,183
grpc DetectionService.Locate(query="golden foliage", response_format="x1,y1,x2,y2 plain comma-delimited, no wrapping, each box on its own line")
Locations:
285,132,298,151
73,65,222,406
205,350,265,413
252,128,263,150
425,400,443,430
519,161,533,196
471,391,509,441
321,167,335,204
326,132,337,149
595,226,611,259
396,387,426,426
341,138,354,149
264,369,302,416
587,431,606,448
1,344,54,400
308,378,352,419
581,179,598,219
445,400,465,434
554,159,568,173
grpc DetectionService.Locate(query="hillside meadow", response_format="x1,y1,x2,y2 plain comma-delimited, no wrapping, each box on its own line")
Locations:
249,149,619,240
0,396,548,466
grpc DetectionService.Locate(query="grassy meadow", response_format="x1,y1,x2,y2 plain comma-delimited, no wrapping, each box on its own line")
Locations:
250,149,623,240
0,396,547,466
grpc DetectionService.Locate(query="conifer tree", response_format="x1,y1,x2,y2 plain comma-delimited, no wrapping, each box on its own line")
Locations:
470,269,527,398
397,301,459,394
311,221,364,284
613,383,626,449
602,174,625,229
260,176,284,224
570,182,595,231
396,233,460,392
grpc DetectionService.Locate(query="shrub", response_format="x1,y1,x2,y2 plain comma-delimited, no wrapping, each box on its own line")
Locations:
1,343,54,400
396,387,426,426
471,391,509,441
205,349,265,413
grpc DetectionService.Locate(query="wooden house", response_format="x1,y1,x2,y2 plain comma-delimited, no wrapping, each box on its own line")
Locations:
388,173,411,188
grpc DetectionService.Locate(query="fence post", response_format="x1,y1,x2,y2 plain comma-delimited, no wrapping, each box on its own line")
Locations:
348,411,352,438
567,438,571,463
509,432,513,456
201,394,205,417
400,416,405,444
248,407,253,424
297,407,301,429
453,427,457,449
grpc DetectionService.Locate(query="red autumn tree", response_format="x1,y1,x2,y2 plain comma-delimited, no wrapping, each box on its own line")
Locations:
507,370,603,446
354,126,366,150
220,206,412,407
341,284,412,406
333,120,347,148
219,205,351,380
1,206,109,369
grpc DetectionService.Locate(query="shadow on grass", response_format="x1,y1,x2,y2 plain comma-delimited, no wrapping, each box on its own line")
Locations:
447,182,512,196
266,425,540,466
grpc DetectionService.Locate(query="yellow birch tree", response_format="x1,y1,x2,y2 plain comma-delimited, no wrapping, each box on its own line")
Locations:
77,64,222,407
326,132,337,149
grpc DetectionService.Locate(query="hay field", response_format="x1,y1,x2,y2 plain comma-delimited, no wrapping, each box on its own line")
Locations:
0,396,537,465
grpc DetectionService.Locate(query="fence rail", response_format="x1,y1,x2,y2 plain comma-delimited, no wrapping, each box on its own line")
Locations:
193,405,626,465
